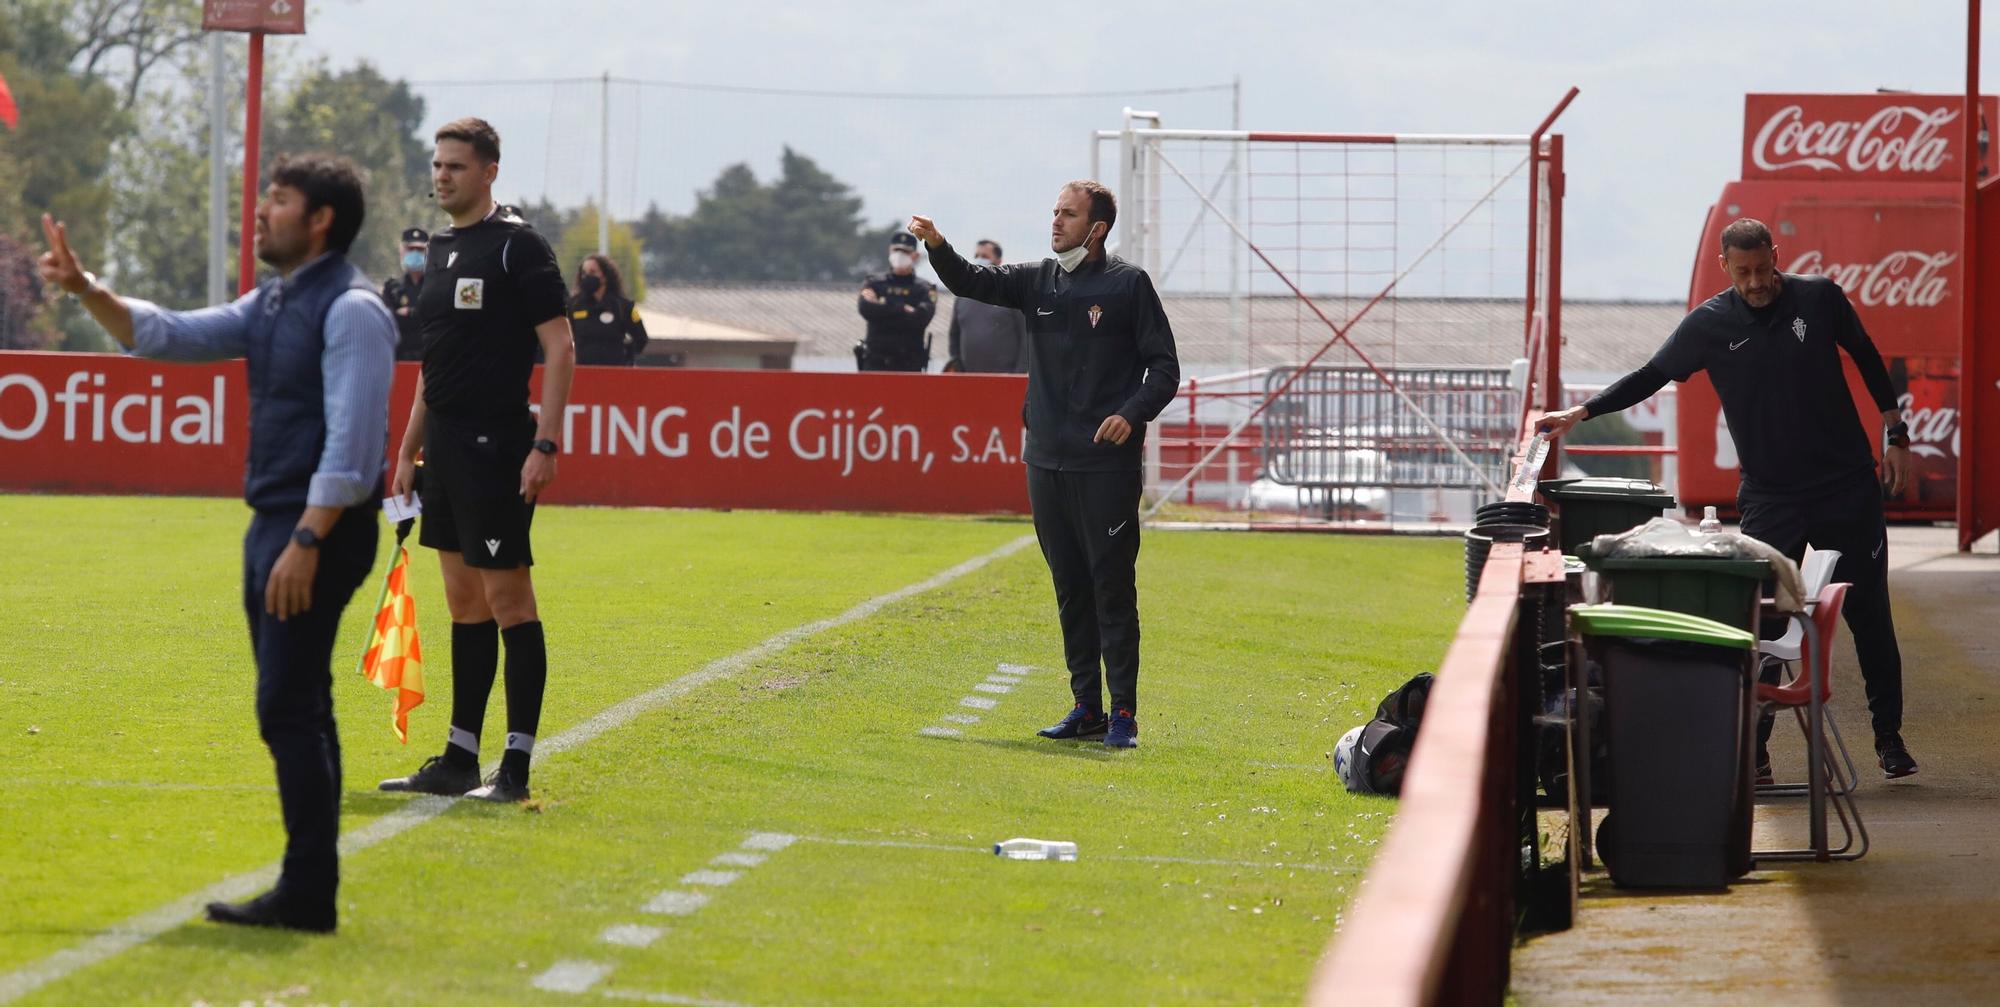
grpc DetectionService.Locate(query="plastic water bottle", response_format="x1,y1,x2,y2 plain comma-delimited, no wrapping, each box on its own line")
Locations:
1699,506,1721,534
993,838,1078,861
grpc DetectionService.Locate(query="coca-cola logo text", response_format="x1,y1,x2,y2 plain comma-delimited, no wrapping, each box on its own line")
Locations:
1786,250,1955,309
1751,103,1959,175
1897,392,1958,460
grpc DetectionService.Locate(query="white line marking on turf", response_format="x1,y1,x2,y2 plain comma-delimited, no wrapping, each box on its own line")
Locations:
599,986,761,1007
795,835,1358,873
679,870,742,887
940,713,980,724
709,851,766,868
599,924,667,948
996,662,1035,675
0,536,1035,1007
972,683,1012,694
533,960,615,993
986,675,1023,685
642,891,711,916
918,726,963,738
740,832,798,852
959,696,998,710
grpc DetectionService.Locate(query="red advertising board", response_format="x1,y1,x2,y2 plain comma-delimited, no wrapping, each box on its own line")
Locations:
202,0,307,33
1742,94,1998,183
0,353,1032,514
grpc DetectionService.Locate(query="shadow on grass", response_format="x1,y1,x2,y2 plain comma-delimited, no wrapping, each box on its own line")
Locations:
152,920,321,953
957,735,1121,761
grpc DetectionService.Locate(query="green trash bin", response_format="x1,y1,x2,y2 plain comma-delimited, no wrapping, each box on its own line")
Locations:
1538,477,1679,556
1578,553,1772,634
1571,604,1756,889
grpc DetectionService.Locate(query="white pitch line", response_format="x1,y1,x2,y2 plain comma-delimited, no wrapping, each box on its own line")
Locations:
972,683,1012,694
599,924,667,948
740,832,798,852
0,535,1036,1006
985,675,1024,685
533,960,616,994
679,870,742,887
996,662,1036,675
959,696,998,710
600,986,761,1007
642,890,711,916
709,852,765,868
795,835,1358,873
918,726,962,738
939,714,980,725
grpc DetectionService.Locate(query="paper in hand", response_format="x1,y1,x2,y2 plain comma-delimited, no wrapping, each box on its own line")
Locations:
381,493,422,524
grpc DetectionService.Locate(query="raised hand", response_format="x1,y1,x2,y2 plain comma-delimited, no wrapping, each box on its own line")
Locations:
37,213,92,295
907,215,943,249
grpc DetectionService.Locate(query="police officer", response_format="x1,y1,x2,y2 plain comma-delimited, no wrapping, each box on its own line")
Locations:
910,180,1181,750
380,227,429,361
1537,217,1920,780
568,253,649,366
855,231,937,371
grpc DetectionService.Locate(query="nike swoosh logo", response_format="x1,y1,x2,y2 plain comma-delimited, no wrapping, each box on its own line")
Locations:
1872,539,1884,560
1108,521,1128,537
1037,309,1055,316
1729,338,1751,351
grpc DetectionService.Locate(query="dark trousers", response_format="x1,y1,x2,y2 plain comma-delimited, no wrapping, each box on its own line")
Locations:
1027,465,1144,713
1739,472,1904,738
241,507,377,907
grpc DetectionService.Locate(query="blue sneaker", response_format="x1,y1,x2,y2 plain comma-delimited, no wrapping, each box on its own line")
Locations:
1036,703,1108,740
1104,709,1139,749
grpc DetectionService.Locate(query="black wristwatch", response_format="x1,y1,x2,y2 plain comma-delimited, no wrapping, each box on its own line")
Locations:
292,527,322,550
532,438,560,455
1885,421,1911,449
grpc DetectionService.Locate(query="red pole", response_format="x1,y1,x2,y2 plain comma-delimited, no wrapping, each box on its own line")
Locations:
1543,133,1565,482
237,31,264,296
1961,0,1980,551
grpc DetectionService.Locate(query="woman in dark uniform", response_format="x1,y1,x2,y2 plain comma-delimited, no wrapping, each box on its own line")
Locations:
568,253,649,365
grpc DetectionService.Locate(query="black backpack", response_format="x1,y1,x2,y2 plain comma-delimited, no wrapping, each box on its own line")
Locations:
1356,673,1433,796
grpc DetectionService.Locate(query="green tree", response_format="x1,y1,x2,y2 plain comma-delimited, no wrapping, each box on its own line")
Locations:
1567,411,1653,480
639,147,896,282
555,205,646,304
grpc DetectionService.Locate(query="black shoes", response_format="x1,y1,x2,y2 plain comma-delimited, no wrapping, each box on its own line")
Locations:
1104,709,1139,750
1876,733,1919,779
1037,704,1108,740
378,754,480,795
205,890,334,934
465,768,531,803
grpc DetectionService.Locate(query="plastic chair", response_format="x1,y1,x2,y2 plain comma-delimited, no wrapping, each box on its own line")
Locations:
1759,550,1859,794
1754,581,1869,862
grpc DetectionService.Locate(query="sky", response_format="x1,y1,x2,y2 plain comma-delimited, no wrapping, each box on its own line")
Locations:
268,0,2000,301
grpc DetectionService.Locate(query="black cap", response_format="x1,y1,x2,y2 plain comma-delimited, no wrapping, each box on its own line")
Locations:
401,227,429,245
889,231,918,250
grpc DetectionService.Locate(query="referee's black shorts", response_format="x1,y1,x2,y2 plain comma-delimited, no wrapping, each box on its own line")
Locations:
419,412,537,569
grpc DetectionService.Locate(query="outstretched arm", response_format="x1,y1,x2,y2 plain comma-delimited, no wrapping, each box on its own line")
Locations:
909,215,1032,308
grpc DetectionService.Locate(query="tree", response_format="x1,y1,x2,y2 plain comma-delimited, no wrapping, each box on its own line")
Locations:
1567,412,1653,480
0,231,49,349
554,206,646,304
638,147,899,283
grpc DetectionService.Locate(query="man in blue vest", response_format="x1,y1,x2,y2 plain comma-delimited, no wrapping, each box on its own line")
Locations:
37,153,397,933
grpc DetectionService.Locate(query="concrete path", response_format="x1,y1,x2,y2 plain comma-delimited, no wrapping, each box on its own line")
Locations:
1512,527,2000,1006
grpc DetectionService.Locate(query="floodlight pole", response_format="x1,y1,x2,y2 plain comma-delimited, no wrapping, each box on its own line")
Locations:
237,31,264,296
599,71,611,254
207,32,227,305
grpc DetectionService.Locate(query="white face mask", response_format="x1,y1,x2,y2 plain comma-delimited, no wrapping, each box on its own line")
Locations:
1057,223,1099,273
889,250,915,270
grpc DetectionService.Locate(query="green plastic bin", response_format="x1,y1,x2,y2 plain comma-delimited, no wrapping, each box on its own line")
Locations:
1571,604,1755,889
1578,553,1772,634
1539,477,1679,556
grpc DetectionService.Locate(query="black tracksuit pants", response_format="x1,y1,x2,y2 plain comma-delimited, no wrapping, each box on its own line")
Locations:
1739,471,1904,738
241,506,377,909
1027,465,1144,714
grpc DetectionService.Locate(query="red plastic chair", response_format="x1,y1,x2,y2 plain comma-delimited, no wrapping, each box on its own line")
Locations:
1754,581,1869,861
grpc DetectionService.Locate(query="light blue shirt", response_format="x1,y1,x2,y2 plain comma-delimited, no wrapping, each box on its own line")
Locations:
125,258,398,509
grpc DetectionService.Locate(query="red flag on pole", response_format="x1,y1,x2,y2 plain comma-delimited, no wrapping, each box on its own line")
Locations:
359,545,426,742
0,70,19,130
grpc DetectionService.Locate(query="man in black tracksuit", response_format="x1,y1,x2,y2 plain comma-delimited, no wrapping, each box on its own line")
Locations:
911,180,1180,750
1537,218,1919,779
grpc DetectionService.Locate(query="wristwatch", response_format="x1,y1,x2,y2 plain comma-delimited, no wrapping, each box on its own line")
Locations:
532,439,560,455
1885,421,1911,449
292,527,322,550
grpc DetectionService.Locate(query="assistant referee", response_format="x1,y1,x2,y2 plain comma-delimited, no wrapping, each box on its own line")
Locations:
1537,217,1919,779
379,117,577,802
910,180,1180,750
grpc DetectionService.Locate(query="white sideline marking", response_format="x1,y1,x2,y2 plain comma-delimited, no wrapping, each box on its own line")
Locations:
600,986,761,1007
680,870,742,887
996,662,1035,675
709,851,765,868
600,924,667,948
642,891,711,916
796,835,1359,873
940,714,980,724
972,683,1012,694
741,832,798,852
919,726,963,738
986,675,1023,685
534,959,615,993
959,696,998,710
0,535,1035,1006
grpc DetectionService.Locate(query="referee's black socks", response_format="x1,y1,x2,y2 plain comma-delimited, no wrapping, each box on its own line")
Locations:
444,619,501,771
500,621,548,780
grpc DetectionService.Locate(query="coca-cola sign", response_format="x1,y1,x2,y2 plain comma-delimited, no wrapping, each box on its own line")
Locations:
1786,249,1955,310
1742,94,1997,182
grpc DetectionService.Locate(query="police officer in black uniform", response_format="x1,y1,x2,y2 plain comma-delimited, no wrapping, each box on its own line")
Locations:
380,226,429,361
1537,217,1921,780
568,252,649,366
855,231,937,371
911,180,1180,751
378,117,576,804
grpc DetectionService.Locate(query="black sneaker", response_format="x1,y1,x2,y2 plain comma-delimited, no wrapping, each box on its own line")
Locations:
378,754,479,795
1104,709,1139,750
465,769,530,803
1036,704,1108,740
1876,733,1919,779
205,889,334,934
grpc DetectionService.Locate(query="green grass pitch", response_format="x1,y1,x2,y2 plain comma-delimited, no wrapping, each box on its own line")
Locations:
0,495,1461,1006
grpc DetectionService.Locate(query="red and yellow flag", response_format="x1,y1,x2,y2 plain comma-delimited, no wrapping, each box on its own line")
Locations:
360,546,425,742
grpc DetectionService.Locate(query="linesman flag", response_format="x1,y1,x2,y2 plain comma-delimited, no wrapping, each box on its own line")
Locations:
359,539,425,743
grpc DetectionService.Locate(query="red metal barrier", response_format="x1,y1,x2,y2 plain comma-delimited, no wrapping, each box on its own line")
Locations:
0,352,1032,514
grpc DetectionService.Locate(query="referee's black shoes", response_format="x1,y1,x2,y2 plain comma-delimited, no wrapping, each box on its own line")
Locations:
205,890,335,934
466,768,530,803
1037,703,1108,740
378,754,479,795
1876,732,1919,779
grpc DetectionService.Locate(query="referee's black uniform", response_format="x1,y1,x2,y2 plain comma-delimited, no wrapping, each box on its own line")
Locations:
930,239,1180,728
1583,272,1909,750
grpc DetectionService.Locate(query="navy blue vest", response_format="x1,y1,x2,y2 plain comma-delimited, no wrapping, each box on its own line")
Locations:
243,254,379,511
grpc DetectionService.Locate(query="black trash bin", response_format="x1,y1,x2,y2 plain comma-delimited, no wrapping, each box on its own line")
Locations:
1539,477,1678,556
1572,604,1756,889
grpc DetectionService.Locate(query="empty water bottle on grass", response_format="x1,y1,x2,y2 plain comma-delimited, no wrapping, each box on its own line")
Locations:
994,838,1078,861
